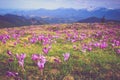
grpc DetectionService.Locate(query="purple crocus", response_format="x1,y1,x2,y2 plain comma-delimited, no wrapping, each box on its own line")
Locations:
16,53,26,68
38,35,44,41
94,42,100,47
88,47,92,51
112,40,120,46
54,58,60,63
42,37,51,45
100,42,108,49
12,33,20,40
37,55,46,69
6,71,18,77
2,39,6,44
30,37,38,44
32,54,46,70
81,44,88,52
0,34,10,44
63,53,70,61
71,39,76,42
32,54,39,61
37,55,46,70
117,49,120,54
8,58,14,62
37,61,45,70
42,46,51,54
7,50,12,56
73,45,77,50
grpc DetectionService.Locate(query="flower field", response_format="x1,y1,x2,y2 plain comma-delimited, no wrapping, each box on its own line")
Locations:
0,23,120,80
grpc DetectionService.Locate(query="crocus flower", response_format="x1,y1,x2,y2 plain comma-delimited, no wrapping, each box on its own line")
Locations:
37,61,45,70
115,41,120,46
0,34,10,44
14,42,17,46
81,44,88,52
81,48,86,53
5,34,10,40
71,39,76,42
42,46,51,54
16,53,26,68
88,47,92,51
42,37,51,45
80,33,86,40
8,58,14,62
32,54,46,70
12,33,20,39
38,35,44,41
94,42,100,47
73,45,77,50
112,43,115,47
7,50,12,56
117,49,120,54
2,39,6,44
32,54,39,61
63,53,70,61
37,55,46,70
6,71,18,77
30,37,38,44
54,58,60,63
100,42,108,49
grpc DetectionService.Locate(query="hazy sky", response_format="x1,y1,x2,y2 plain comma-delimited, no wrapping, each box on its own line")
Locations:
0,0,120,10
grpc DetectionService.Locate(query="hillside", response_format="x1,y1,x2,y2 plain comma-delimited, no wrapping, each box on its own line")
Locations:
78,17,120,23
0,14,47,28
0,23,120,80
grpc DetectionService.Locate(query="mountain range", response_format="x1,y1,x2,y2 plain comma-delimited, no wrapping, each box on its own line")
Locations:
0,8,120,28
0,8,120,21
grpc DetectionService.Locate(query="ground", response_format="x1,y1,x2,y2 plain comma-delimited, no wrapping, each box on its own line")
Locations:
0,23,120,80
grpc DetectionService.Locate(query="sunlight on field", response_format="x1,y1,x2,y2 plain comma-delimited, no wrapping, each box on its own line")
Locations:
0,23,120,80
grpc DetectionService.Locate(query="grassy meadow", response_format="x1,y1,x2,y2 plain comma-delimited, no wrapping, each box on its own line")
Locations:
0,23,120,80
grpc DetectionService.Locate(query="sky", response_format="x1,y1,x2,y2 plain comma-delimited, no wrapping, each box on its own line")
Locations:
0,0,120,10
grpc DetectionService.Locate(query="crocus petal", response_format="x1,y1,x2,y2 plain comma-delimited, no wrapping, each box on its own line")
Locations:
7,50,12,56
32,54,39,61
63,53,70,61
37,61,45,70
